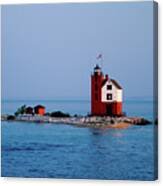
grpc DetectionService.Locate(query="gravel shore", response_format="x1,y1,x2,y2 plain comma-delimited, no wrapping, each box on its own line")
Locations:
1,115,151,129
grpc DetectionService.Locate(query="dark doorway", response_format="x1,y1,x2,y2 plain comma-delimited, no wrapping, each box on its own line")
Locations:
106,104,112,116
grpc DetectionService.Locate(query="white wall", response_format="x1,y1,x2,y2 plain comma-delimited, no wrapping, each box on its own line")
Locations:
101,80,122,102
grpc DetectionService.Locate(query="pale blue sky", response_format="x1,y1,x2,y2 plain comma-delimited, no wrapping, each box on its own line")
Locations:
2,2,154,100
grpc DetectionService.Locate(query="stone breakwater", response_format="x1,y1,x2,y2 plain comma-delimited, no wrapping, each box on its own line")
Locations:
1,115,151,129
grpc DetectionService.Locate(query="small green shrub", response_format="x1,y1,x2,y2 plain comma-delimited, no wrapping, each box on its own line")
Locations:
50,111,70,117
7,115,15,120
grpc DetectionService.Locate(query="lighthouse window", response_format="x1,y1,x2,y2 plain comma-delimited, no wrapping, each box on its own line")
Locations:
107,85,112,90
95,94,98,101
107,93,112,100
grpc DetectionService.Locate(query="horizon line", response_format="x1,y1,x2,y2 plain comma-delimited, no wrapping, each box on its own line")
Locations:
1,96,154,102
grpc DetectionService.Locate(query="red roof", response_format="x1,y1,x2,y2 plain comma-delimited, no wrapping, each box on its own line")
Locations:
102,78,122,89
34,105,45,109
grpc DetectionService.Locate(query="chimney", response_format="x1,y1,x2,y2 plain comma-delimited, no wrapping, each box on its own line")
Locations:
105,74,109,81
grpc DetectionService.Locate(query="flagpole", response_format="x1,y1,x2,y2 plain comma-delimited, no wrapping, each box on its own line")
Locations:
101,54,103,70
96,53,103,70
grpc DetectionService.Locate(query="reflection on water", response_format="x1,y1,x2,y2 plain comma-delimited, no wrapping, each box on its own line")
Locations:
89,128,109,136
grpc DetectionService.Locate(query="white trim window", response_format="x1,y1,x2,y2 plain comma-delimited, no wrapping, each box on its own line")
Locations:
107,93,112,100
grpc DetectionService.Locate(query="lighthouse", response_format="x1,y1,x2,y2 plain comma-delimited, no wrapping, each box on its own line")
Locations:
91,64,123,116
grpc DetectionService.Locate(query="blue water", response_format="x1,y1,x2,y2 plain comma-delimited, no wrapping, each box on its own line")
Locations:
1,100,157,180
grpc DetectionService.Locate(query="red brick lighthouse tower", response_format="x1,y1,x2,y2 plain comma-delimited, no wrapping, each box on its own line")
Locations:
91,64,123,116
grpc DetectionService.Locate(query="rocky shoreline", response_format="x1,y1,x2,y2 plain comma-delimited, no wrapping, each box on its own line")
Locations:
1,115,151,129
